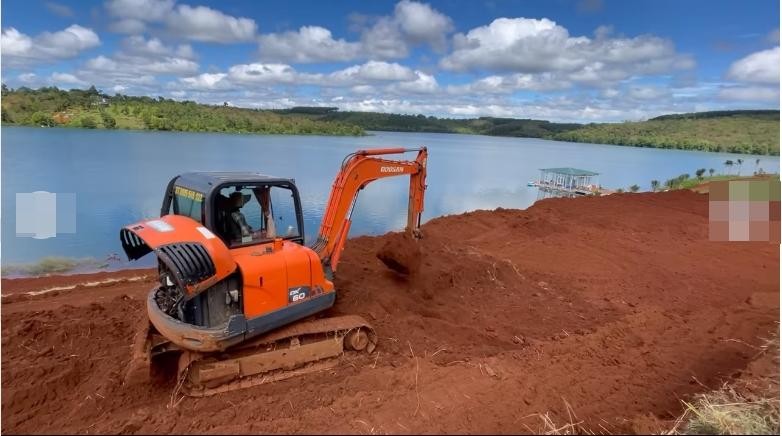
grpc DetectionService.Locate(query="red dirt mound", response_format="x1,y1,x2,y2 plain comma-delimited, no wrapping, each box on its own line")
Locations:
1,190,778,434
376,231,422,276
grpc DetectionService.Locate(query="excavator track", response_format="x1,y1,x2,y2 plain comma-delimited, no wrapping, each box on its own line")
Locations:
177,315,376,397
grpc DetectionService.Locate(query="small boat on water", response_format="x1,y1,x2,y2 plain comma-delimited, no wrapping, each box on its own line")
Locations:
527,181,538,187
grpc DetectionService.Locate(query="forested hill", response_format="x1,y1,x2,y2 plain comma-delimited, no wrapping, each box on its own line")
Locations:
291,108,582,137
2,86,778,155
0,86,364,136
551,110,779,155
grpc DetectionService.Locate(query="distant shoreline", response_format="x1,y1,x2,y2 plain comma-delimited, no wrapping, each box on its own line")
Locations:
3,121,778,156
2,86,778,155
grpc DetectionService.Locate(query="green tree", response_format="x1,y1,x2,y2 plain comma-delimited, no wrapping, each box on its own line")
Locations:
736,158,743,175
709,168,715,176
695,168,706,179
100,111,116,129
650,180,659,191
629,184,640,192
724,160,734,174
28,111,55,127
80,115,98,129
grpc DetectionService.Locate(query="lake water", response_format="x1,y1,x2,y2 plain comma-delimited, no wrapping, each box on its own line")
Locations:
2,126,778,272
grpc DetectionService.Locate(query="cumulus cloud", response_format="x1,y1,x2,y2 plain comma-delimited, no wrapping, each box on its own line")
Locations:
105,0,175,33
50,72,87,85
80,36,198,78
121,35,196,59
440,17,693,87
18,73,38,83
1,25,100,67
726,46,779,84
105,0,256,42
360,17,408,59
174,60,437,95
178,73,230,90
255,0,453,63
392,0,453,50
330,61,416,83
165,5,257,43
448,73,571,94
258,26,361,63
360,0,453,58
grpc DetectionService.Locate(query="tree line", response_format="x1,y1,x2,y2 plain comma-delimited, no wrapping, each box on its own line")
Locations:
0,85,364,136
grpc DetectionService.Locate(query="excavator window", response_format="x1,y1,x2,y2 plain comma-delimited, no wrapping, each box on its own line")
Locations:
215,184,301,247
172,185,204,223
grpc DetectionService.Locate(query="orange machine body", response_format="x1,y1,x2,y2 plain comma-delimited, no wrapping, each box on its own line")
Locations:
120,147,426,351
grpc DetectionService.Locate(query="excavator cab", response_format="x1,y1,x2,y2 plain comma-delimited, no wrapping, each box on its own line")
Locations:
161,173,306,248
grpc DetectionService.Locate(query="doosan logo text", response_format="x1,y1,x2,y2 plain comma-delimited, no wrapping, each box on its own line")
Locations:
380,166,404,173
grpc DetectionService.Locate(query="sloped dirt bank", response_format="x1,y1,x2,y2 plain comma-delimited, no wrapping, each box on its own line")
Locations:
2,190,778,434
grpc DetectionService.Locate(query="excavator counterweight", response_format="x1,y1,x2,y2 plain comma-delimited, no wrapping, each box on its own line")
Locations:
121,147,427,395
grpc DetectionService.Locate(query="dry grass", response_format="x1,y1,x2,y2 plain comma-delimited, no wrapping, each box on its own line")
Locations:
669,384,779,435
668,334,779,435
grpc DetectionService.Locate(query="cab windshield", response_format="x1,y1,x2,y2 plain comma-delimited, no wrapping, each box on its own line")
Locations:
172,185,204,223
215,184,300,247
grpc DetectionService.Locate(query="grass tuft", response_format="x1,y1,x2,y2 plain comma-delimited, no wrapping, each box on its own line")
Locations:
676,385,779,435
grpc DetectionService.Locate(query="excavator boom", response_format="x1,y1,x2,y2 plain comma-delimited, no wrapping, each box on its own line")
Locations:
312,147,428,272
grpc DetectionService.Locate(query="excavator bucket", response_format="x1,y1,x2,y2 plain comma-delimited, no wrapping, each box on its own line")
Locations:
123,315,157,386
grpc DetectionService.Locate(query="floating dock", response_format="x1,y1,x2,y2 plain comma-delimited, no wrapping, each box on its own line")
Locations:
536,167,600,199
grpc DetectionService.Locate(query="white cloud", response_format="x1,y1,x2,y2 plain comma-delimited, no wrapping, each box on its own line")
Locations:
85,53,198,76
174,60,436,96
50,72,87,85
121,35,196,59
105,0,256,42
393,0,453,51
329,61,416,83
1,25,100,67
105,0,175,33
726,46,779,84
178,72,229,90
226,63,305,85
165,4,257,43
18,73,38,83
360,17,408,59
440,17,693,86
719,86,780,102
393,71,438,93
258,26,361,63
110,19,147,34
253,0,453,63
105,0,175,21
448,73,571,94
359,0,454,59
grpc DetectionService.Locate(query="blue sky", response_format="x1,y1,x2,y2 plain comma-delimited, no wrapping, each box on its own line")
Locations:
1,0,779,122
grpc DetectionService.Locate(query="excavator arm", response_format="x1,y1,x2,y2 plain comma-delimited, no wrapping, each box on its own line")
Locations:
311,147,427,273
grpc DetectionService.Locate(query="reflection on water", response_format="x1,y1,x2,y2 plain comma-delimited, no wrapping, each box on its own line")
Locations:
2,126,779,270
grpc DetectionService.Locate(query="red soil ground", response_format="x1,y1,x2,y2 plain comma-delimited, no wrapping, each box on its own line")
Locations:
1,190,778,434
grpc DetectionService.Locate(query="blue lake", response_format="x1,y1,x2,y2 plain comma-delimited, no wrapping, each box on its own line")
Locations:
2,126,778,272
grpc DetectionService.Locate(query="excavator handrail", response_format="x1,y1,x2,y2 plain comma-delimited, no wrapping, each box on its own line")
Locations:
312,147,428,273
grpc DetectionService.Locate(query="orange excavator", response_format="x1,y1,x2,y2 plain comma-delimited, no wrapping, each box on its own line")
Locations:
121,147,427,396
